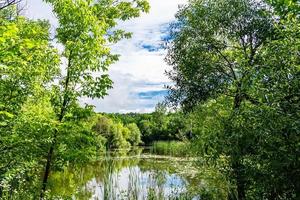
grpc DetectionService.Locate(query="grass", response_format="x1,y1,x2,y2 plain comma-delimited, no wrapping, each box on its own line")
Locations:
150,141,191,157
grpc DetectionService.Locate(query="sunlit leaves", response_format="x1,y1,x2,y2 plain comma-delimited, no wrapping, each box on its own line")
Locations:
92,115,141,149
0,17,60,113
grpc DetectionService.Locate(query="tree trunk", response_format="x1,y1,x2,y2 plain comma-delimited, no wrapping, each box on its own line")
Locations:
232,81,246,200
39,97,66,198
236,171,246,200
39,52,72,199
233,83,242,110
40,140,55,199
232,160,246,200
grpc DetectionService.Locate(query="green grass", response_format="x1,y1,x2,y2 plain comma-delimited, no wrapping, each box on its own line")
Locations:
151,141,191,157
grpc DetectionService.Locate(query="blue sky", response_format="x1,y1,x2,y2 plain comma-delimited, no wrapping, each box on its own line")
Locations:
25,0,187,113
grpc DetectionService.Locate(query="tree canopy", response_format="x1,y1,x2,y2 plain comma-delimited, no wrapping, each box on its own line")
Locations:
165,0,299,199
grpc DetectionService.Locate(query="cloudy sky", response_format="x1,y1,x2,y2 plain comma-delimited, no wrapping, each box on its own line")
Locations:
25,0,187,113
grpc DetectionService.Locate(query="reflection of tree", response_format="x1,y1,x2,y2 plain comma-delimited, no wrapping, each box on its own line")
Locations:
139,157,230,199
49,149,141,199
49,149,229,199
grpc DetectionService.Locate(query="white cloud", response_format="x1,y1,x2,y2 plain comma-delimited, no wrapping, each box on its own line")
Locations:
24,0,187,113
81,70,169,113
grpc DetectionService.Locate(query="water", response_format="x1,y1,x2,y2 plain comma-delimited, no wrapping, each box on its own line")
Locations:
49,148,201,200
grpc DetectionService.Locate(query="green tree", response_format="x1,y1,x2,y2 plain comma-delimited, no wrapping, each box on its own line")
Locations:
151,103,169,140
111,123,130,149
166,0,274,111
0,16,59,115
139,119,153,143
166,0,299,199
92,115,114,148
39,0,149,196
93,115,140,149
0,8,60,197
0,94,57,198
246,5,300,198
126,123,142,146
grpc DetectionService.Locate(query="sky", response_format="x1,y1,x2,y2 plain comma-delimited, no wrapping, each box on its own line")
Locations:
24,0,187,113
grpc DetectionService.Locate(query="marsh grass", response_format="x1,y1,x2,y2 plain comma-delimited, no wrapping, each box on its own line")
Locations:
151,141,191,157
100,157,197,200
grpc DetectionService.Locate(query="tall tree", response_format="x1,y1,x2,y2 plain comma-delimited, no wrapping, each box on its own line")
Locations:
40,0,149,196
166,0,299,199
0,8,60,197
166,0,274,111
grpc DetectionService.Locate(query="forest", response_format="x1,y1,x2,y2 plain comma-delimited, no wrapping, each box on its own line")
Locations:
0,0,299,199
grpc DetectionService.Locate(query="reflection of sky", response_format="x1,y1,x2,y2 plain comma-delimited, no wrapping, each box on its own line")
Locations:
85,166,189,200
25,0,188,113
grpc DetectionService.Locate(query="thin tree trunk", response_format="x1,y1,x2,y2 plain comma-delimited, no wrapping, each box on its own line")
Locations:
232,82,246,200
231,158,246,200
39,105,67,199
39,51,72,199
233,82,242,110
40,143,55,199
40,128,61,198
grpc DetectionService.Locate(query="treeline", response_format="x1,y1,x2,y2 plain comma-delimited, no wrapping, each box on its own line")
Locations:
0,1,149,199
104,103,191,144
163,0,299,200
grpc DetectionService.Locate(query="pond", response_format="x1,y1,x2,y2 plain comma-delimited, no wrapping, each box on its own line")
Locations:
48,148,205,200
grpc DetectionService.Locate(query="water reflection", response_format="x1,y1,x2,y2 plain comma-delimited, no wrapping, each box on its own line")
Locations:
49,148,201,200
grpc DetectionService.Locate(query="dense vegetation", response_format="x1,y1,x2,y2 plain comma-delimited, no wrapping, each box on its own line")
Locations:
0,0,149,198
164,0,299,199
105,104,191,144
0,0,299,199
93,115,142,149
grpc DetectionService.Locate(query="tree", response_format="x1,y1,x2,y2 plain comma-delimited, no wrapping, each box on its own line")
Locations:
139,119,153,143
93,116,141,149
0,16,59,115
35,0,149,196
166,0,299,199
265,0,300,17
111,123,130,149
0,9,60,197
151,103,169,139
166,0,274,111
166,0,275,198
92,115,114,148
247,5,300,198
126,123,142,146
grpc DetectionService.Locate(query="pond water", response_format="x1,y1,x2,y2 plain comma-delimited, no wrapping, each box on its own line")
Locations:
49,148,203,200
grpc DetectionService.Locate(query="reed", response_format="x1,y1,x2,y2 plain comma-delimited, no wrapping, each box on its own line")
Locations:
151,141,191,157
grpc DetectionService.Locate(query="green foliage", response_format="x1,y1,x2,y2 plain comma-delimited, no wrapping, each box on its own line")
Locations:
37,0,149,196
166,0,275,110
126,123,142,146
93,115,141,149
0,16,60,114
166,0,300,199
109,105,190,144
0,0,149,197
265,0,300,17
151,141,191,157
0,0,298,198
0,9,60,196
56,105,106,165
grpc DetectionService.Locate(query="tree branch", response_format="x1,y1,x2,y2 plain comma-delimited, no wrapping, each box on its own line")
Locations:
211,44,237,80
0,0,22,11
